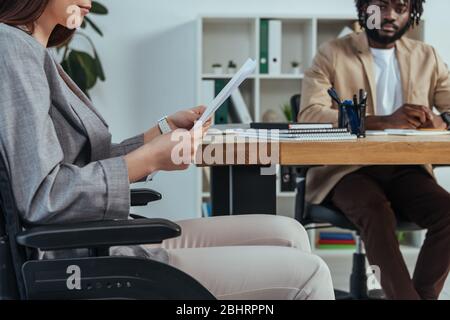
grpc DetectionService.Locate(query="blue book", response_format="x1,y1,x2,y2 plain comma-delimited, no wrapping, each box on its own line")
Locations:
320,232,354,241
202,202,212,217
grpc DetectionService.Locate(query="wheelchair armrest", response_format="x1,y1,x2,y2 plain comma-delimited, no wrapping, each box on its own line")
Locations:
130,188,162,206
16,218,181,251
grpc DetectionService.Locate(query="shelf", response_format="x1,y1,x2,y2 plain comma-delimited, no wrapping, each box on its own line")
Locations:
317,19,357,48
202,73,257,79
260,74,304,80
202,18,257,75
260,79,302,122
198,15,426,214
202,74,302,80
277,192,297,198
313,246,421,256
281,19,315,73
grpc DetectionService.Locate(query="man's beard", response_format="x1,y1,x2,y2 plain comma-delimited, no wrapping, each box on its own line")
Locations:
365,20,411,45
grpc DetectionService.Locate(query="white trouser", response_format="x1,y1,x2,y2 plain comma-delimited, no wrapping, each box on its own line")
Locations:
147,214,335,300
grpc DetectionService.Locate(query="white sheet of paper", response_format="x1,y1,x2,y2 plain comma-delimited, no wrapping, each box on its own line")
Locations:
194,58,257,129
366,130,388,136
384,129,450,136
146,59,256,183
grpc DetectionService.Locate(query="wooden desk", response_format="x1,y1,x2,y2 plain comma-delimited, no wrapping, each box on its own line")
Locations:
200,134,450,216
280,135,450,165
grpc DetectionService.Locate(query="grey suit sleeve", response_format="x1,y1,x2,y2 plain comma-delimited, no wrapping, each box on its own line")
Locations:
110,134,144,157
0,35,130,225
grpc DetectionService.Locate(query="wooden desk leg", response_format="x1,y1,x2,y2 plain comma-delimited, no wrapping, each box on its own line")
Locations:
210,165,277,216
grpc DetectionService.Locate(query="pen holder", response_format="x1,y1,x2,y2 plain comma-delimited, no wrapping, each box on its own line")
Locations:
329,87,367,138
340,100,367,138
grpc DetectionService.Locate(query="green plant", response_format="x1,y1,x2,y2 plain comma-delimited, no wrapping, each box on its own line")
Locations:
58,1,108,97
281,102,293,122
397,231,406,245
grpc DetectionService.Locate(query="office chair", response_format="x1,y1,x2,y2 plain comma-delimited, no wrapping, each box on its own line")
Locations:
290,94,423,300
0,155,215,300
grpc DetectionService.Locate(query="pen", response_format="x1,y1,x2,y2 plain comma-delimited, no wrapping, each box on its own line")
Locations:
343,100,358,135
327,87,342,106
353,94,359,126
328,88,345,128
358,90,368,138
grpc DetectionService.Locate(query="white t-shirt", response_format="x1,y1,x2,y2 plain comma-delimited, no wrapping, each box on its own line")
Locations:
370,47,404,115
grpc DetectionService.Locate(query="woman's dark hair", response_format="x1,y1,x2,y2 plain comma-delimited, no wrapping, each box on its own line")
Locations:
356,0,425,28
0,0,75,47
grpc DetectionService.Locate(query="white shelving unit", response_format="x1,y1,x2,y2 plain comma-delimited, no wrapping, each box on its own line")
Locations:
196,15,426,252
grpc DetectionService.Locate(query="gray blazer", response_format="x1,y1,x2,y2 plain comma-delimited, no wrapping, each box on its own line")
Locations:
0,23,144,225
0,23,169,262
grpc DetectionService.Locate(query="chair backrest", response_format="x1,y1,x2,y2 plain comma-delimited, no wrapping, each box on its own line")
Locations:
290,94,301,121
0,155,26,299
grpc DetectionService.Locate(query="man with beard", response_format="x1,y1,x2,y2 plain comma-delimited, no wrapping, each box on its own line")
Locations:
299,0,450,300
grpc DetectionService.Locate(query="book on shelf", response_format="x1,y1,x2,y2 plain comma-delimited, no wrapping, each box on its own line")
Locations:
318,239,356,245
202,167,211,193
319,232,355,241
202,167,211,184
268,20,282,75
202,202,212,218
316,244,356,250
230,89,253,124
214,79,230,124
260,19,269,74
316,231,356,249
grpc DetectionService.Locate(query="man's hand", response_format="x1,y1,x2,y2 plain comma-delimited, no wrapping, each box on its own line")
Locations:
366,104,433,130
419,112,448,130
387,104,432,129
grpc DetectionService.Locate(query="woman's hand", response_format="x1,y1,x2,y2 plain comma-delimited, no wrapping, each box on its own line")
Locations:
125,121,211,183
143,106,208,144
167,106,207,130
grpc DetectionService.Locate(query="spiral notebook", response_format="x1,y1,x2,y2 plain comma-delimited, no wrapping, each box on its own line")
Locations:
235,128,357,141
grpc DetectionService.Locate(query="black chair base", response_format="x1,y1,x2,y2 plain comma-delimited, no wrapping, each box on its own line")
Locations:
333,252,387,300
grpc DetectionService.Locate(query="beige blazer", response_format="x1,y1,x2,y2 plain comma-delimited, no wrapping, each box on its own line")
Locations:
298,31,450,204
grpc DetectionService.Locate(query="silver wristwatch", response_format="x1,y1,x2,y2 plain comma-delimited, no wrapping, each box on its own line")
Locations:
157,116,172,134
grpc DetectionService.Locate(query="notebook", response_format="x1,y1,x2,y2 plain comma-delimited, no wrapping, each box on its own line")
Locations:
250,123,333,130
235,128,357,142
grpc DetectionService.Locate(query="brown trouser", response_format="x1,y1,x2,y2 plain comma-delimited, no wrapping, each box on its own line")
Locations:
330,166,450,300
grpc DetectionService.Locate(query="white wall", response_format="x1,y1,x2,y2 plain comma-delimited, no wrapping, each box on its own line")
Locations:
84,0,450,220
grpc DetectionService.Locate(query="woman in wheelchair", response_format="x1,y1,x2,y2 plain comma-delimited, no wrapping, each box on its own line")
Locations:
0,0,334,300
